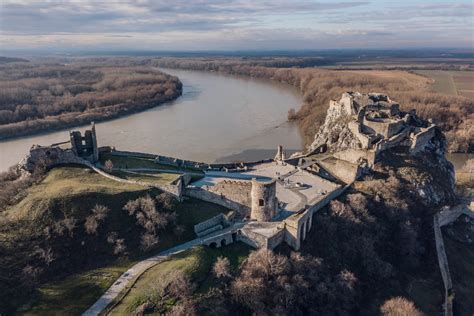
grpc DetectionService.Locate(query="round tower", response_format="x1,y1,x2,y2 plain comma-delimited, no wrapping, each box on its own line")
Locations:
250,179,277,222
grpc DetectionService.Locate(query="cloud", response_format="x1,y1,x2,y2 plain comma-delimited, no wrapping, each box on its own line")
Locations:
0,1,368,35
0,0,472,50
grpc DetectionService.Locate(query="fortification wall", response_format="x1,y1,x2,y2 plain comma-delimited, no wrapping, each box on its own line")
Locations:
185,187,251,214
110,149,274,171
363,117,404,138
318,159,360,184
267,228,286,249
333,148,376,166
19,146,88,173
194,213,226,235
410,125,436,154
348,121,371,148
434,214,454,316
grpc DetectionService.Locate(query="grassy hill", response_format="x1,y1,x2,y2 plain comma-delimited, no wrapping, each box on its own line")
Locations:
0,165,228,314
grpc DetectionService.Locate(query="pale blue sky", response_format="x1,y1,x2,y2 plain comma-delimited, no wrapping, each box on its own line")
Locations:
0,0,472,51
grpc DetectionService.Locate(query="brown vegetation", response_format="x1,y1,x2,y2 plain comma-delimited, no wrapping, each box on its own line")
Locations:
153,58,473,152
0,163,46,212
380,297,423,316
0,63,182,139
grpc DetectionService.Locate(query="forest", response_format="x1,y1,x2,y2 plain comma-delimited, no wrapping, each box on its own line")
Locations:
152,57,473,153
0,61,182,139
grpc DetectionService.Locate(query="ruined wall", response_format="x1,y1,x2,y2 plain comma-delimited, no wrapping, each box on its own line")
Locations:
185,187,251,215
19,146,88,173
410,125,436,154
333,148,376,166
267,228,286,249
194,213,226,235
348,121,371,148
362,117,404,138
250,179,277,221
318,159,361,184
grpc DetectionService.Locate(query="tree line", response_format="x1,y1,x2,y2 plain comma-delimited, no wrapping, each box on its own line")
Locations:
0,62,182,139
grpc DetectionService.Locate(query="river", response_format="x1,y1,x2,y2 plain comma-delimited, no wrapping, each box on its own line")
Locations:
0,68,303,171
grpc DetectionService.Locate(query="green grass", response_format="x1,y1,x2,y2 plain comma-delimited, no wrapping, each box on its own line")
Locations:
6,165,145,220
414,70,474,97
100,152,204,174
414,70,458,95
7,165,229,315
111,170,180,185
23,260,133,316
108,243,251,315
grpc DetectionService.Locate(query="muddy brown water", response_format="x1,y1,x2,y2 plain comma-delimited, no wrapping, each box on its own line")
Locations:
0,68,303,171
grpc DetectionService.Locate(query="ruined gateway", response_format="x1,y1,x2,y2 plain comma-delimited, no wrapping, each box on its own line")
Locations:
18,92,447,251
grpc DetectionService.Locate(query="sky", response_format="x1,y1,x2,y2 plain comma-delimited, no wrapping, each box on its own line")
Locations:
0,0,473,52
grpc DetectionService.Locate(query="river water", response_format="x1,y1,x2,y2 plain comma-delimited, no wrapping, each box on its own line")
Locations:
0,68,303,171
0,68,472,172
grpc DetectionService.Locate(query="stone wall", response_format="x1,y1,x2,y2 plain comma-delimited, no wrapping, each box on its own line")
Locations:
410,125,436,154
362,117,404,138
185,187,251,214
194,213,226,235
318,159,361,184
332,148,376,166
19,145,88,173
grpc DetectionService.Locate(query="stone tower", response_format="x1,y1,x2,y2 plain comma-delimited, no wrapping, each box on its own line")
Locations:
250,179,277,221
274,145,285,162
69,122,99,163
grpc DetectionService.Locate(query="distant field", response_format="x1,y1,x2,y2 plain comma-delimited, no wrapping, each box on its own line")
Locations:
414,70,474,97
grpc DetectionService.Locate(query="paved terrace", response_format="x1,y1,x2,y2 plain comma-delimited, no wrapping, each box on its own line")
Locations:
192,161,340,215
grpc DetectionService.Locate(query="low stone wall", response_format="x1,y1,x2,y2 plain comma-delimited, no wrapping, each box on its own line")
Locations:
90,165,183,198
110,149,274,171
194,213,226,235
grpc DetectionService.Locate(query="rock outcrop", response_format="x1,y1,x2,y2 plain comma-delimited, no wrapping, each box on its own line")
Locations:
308,92,455,206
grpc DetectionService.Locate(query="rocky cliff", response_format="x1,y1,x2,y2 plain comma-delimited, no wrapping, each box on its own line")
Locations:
308,92,456,206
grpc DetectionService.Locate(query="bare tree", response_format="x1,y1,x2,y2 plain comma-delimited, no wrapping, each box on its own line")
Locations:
380,297,423,316
213,256,231,279
140,232,158,251
85,204,109,235
104,159,114,173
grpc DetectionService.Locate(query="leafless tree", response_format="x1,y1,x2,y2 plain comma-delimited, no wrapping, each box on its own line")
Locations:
213,256,231,279
380,297,423,316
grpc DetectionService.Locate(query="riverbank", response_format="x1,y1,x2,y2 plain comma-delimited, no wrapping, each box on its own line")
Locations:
0,68,302,171
153,58,473,153
0,89,182,141
0,64,183,141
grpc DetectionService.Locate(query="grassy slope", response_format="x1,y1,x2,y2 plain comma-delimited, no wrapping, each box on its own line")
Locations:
5,166,145,220
108,243,251,315
6,165,228,315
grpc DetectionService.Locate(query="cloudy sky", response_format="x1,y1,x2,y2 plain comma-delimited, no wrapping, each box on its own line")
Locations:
0,0,473,52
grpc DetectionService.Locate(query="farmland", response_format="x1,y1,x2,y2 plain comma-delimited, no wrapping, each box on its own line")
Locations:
414,70,474,98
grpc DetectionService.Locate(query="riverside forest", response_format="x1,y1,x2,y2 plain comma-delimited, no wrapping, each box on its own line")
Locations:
0,1,473,315
0,51,473,316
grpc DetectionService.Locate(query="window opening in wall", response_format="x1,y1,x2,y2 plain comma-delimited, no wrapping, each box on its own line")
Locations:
259,199,265,206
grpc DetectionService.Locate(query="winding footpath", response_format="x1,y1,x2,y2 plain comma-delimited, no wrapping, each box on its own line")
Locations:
82,238,203,316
